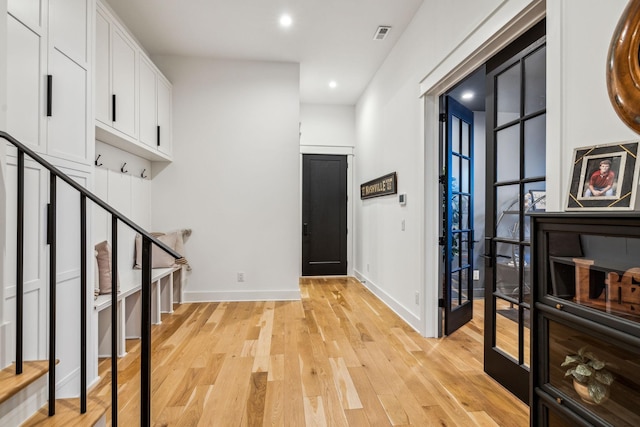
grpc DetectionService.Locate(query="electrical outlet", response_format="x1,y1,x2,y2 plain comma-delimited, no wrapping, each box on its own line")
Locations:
237,272,245,282
415,291,420,305
473,270,480,281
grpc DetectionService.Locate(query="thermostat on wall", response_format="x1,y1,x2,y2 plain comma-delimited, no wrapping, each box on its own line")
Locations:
399,193,407,205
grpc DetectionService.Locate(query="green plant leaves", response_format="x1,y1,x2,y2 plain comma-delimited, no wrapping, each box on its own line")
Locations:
575,364,593,377
562,345,616,404
595,370,615,386
589,381,608,404
561,355,581,366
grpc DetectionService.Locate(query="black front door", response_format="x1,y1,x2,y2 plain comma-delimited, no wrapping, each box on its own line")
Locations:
302,154,347,276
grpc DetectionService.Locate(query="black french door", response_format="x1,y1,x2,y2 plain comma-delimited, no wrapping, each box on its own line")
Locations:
441,96,475,335
484,20,546,403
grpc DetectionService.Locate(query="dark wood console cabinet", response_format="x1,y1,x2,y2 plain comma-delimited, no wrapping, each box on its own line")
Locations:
531,213,640,426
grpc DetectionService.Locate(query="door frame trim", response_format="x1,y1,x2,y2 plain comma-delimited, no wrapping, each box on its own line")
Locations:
419,0,545,337
299,146,354,277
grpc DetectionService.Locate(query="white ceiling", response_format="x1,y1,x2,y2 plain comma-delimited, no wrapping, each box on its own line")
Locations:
103,0,425,105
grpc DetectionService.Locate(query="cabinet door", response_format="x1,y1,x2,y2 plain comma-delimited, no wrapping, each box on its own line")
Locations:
111,27,136,139
49,0,88,65
47,50,88,163
95,9,110,126
6,14,46,152
138,56,157,149
8,0,44,30
157,76,172,156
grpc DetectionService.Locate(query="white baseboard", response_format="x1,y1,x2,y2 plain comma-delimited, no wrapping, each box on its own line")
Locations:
352,269,422,334
0,322,7,369
183,289,301,303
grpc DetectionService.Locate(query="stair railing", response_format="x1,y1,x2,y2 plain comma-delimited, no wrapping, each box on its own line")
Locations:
2,130,181,427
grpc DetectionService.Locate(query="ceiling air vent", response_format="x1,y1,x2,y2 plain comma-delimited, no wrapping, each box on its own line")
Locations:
373,26,391,40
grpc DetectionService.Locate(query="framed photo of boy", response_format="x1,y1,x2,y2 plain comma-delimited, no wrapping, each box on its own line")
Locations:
567,141,640,210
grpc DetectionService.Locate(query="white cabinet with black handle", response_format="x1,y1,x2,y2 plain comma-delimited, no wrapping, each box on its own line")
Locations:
95,0,172,162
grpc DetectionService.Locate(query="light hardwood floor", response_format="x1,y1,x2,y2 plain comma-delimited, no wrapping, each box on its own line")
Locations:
90,277,529,426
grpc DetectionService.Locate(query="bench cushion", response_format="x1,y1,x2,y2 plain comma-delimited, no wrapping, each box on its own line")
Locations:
134,233,178,269
95,241,119,294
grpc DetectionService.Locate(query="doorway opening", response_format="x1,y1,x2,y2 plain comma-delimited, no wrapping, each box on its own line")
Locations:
438,20,546,403
439,65,487,335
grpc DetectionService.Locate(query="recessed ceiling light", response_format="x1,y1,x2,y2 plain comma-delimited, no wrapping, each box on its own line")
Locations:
329,80,337,89
461,91,474,100
279,14,292,27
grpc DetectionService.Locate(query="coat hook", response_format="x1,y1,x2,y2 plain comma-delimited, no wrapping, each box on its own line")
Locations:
141,169,148,179
121,162,128,173
95,154,103,167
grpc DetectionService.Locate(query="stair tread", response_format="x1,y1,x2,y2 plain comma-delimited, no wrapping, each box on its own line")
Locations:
0,361,49,405
21,397,108,427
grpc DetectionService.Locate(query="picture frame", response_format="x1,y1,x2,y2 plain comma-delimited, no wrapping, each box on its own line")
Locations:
566,141,640,211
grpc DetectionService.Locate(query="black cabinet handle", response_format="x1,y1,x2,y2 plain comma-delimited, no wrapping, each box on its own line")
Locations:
46,75,52,117
157,126,160,146
112,94,116,122
303,223,309,236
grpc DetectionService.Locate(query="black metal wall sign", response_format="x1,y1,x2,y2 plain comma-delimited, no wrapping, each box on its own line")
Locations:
360,172,397,199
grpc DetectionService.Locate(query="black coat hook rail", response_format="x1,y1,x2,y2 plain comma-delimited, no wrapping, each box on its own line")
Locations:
95,154,103,167
121,163,128,173
141,169,148,179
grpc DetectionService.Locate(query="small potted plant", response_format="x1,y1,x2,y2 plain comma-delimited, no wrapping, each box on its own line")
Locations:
562,346,615,405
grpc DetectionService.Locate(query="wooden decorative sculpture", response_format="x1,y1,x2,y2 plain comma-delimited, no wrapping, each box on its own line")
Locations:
607,0,640,133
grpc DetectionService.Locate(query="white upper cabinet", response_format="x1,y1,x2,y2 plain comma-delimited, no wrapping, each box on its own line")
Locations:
49,0,89,65
111,28,137,138
156,76,172,157
47,49,89,163
95,0,173,162
8,0,43,30
7,0,92,165
138,55,157,150
95,5,137,140
95,10,110,126
139,55,173,156
6,12,45,151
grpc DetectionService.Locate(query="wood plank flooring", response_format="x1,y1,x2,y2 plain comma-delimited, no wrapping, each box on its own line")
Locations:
90,277,529,426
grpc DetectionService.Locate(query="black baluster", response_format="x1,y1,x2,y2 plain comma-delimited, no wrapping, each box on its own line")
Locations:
80,194,87,413
48,174,57,416
111,215,118,426
141,236,152,426
16,149,24,375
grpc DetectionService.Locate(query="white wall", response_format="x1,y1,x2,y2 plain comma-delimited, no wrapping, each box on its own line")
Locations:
472,111,486,295
300,104,355,148
0,0,8,369
150,56,301,301
546,0,637,211
354,0,522,335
